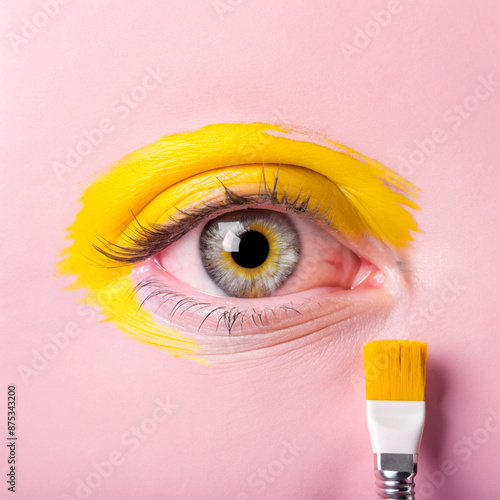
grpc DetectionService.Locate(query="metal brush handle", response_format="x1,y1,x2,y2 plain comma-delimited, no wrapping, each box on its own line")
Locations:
374,454,417,499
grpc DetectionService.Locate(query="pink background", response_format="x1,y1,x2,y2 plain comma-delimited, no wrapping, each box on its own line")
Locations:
1,0,500,498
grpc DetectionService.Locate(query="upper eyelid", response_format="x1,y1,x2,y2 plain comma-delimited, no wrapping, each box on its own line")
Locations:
93,170,334,266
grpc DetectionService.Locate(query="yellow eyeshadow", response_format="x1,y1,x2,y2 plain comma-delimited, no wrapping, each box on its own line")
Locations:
58,123,420,358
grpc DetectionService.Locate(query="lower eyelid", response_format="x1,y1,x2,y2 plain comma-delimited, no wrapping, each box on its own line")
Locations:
132,279,396,359
131,254,391,340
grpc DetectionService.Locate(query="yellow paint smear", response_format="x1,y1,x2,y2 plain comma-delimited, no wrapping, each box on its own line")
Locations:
58,123,420,358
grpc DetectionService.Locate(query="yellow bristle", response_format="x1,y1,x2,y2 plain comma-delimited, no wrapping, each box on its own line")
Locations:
363,340,427,401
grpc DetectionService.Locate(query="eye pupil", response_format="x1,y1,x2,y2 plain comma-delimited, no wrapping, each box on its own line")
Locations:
231,231,269,269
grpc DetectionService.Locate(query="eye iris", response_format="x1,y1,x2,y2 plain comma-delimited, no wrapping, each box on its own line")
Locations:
231,231,269,269
200,210,299,298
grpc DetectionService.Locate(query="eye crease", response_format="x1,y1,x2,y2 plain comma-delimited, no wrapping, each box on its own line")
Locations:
58,123,420,359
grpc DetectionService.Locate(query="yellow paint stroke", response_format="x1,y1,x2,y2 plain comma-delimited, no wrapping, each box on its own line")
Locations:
58,123,420,358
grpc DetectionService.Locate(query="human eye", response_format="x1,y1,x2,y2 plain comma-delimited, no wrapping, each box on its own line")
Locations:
156,205,364,299
112,175,380,335
59,123,419,360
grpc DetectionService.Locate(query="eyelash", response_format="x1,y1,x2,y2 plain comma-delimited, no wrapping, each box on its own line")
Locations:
92,168,335,266
134,277,302,336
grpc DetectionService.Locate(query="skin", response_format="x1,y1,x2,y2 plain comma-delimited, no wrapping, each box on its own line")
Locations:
1,1,499,499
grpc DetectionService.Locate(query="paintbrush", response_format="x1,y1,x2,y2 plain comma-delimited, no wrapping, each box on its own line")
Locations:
363,340,427,499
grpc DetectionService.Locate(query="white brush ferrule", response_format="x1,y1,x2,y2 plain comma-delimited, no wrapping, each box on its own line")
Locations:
366,400,425,454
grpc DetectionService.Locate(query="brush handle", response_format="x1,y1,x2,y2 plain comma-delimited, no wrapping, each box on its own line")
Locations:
374,453,417,499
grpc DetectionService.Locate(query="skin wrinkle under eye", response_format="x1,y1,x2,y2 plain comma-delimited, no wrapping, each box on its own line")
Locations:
128,266,396,362
58,123,420,361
